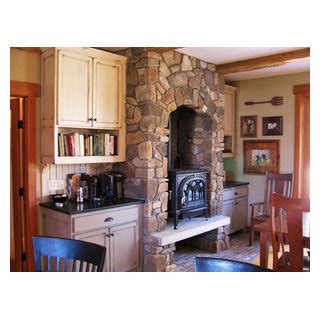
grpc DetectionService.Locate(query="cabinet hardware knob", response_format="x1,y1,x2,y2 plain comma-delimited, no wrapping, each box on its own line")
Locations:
104,217,114,222
234,192,238,195
106,234,110,237
110,233,114,237
93,118,97,121
88,117,93,121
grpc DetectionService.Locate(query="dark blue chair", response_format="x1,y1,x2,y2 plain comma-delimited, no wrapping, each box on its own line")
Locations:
195,257,273,272
32,236,106,272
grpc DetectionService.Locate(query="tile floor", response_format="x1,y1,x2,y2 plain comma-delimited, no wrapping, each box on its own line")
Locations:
174,231,260,272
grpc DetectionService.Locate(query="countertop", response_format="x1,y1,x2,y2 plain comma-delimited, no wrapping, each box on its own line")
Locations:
223,180,249,189
40,197,145,215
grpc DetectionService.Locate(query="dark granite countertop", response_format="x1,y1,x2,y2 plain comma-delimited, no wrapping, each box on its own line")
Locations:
39,197,145,215
223,181,249,189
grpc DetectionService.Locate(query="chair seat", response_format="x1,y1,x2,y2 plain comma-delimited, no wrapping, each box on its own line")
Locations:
278,251,310,272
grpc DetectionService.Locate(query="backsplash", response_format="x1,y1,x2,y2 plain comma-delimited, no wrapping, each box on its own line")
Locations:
40,163,112,202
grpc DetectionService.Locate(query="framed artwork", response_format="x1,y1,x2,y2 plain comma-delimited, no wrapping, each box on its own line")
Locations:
262,116,283,136
243,140,280,174
240,115,257,137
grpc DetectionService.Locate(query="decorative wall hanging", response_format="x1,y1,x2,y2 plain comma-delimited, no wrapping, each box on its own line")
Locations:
240,115,257,137
243,140,280,174
244,96,283,106
262,116,283,136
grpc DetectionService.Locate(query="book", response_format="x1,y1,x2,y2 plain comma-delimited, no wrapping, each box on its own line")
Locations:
114,135,118,155
110,135,114,155
104,133,110,156
79,134,84,157
64,134,69,156
89,135,93,156
66,133,75,156
58,133,62,156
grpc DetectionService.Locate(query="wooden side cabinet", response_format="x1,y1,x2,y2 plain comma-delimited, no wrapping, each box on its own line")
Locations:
222,185,248,234
223,85,237,158
42,204,142,272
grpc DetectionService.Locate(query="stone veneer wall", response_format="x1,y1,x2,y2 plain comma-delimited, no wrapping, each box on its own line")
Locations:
115,48,225,271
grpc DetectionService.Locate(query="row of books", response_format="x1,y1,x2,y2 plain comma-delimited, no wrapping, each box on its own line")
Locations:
58,132,118,157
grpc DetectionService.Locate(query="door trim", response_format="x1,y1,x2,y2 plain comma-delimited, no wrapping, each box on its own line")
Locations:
293,83,310,198
10,80,39,271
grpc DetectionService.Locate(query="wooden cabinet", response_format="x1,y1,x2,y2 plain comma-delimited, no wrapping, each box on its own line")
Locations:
42,204,142,272
223,85,237,158
41,47,127,164
222,185,248,234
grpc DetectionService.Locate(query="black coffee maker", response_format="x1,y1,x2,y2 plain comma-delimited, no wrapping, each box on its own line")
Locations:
99,171,125,200
81,174,98,202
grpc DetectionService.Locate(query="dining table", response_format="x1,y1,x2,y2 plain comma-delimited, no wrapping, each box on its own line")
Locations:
259,211,310,268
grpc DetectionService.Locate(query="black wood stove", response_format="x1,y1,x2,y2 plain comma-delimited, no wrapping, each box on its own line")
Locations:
168,169,209,229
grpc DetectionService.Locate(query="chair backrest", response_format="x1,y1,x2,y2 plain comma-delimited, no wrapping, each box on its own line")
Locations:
269,192,310,272
263,171,293,215
195,257,273,272
32,236,106,272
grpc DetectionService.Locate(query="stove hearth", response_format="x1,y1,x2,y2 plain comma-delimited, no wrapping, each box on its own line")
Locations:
168,169,209,229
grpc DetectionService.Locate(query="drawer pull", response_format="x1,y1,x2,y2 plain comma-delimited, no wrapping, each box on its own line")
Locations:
104,217,114,222
110,233,114,237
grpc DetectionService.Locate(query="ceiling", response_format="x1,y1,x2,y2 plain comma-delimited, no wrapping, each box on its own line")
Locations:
99,47,310,81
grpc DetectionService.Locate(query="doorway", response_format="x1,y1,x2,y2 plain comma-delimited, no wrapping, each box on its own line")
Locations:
10,81,39,271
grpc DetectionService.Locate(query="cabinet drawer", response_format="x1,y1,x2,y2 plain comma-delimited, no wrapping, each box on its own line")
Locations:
73,206,139,234
223,186,248,201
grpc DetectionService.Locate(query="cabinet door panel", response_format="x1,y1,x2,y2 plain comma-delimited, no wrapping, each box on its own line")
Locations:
93,59,122,128
110,221,139,272
58,50,92,127
224,91,234,134
222,199,234,234
74,230,109,271
233,197,248,232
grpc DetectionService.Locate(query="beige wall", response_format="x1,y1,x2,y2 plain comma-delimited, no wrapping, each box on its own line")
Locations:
224,72,310,224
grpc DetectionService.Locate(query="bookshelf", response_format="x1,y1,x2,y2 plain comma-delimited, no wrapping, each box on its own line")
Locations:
41,47,127,165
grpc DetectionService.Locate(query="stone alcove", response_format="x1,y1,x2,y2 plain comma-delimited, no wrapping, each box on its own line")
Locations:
114,48,225,271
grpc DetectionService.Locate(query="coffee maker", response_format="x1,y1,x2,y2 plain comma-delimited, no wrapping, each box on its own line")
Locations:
81,174,98,202
99,171,125,200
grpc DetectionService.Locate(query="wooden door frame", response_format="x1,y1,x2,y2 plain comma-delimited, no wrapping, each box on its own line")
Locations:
293,83,310,198
10,80,40,271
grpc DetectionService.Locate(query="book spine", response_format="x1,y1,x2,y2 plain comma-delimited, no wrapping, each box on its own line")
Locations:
58,133,62,156
79,134,84,157
64,135,69,156
114,135,118,155
60,133,65,156
105,133,110,156
110,135,114,156
89,135,93,156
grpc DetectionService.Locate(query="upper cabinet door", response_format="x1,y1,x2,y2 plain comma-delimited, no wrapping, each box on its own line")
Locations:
224,85,237,135
92,58,123,128
58,50,93,127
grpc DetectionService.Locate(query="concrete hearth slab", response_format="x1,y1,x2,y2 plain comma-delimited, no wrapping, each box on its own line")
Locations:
150,215,230,246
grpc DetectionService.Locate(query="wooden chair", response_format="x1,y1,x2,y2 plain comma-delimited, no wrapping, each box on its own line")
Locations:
269,192,310,272
195,257,273,272
249,171,293,246
32,236,106,272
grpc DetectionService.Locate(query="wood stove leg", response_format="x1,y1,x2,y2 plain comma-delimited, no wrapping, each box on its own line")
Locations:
174,214,178,229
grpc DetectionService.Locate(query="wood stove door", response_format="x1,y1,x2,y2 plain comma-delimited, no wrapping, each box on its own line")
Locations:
178,176,206,210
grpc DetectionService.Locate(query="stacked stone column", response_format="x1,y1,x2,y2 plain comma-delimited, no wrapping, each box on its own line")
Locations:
116,48,225,271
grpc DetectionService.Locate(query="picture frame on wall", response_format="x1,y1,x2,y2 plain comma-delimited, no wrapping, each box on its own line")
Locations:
243,140,280,174
262,116,283,136
240,115,257,137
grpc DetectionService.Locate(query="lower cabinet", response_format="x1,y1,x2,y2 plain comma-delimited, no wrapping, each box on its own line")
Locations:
42,204,142,272
222,186,248,234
